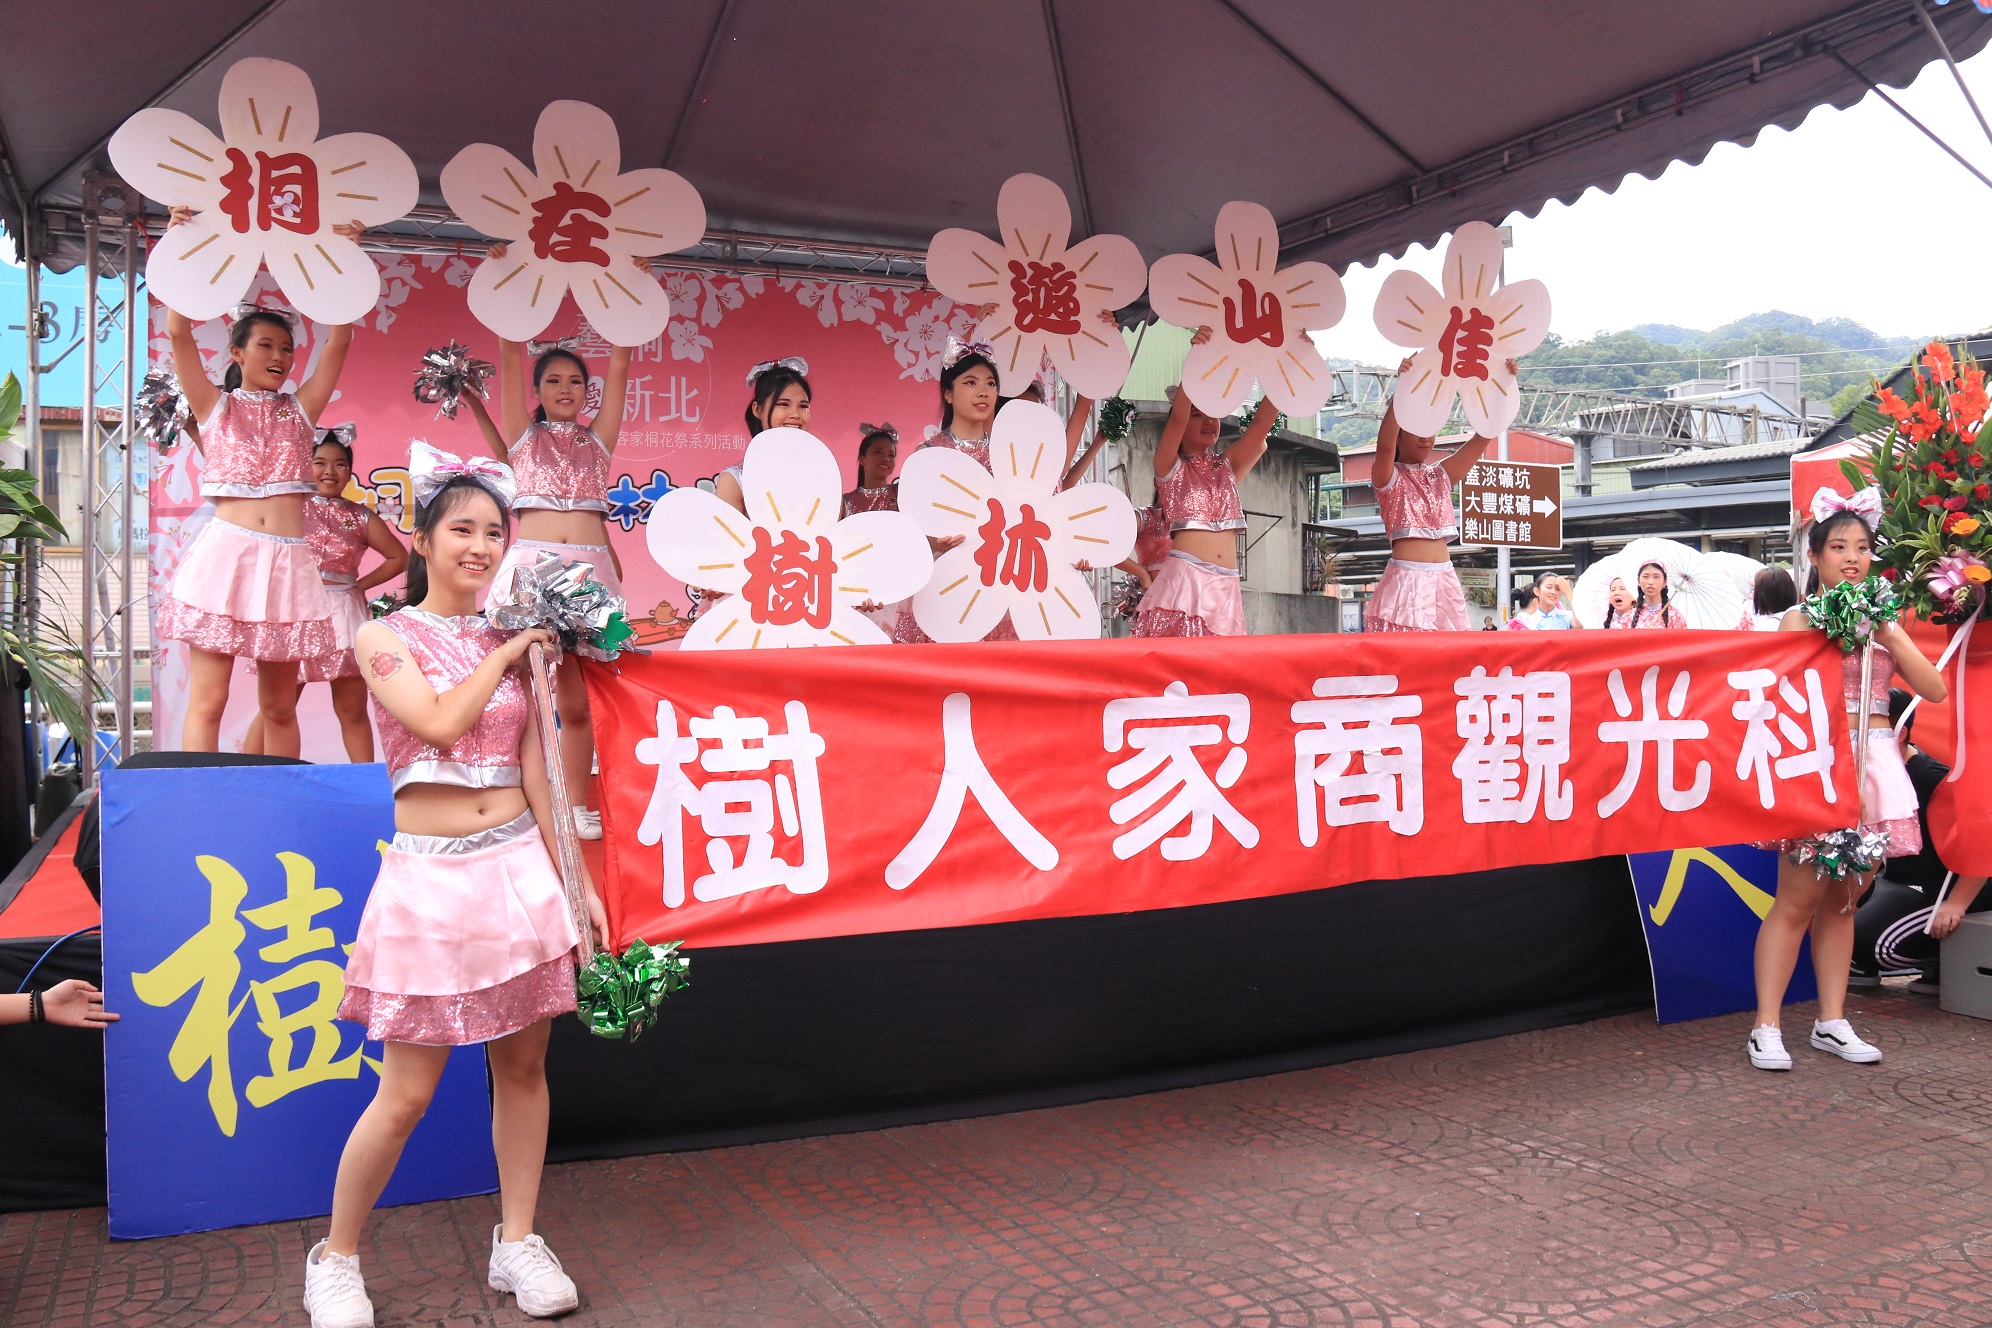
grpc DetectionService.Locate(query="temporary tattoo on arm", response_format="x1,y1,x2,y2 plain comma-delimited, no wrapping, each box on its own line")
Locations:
368,651,405,680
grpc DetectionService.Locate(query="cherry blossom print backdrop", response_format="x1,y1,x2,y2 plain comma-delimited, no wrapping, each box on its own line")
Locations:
147,263,980,754
586,628,1853,950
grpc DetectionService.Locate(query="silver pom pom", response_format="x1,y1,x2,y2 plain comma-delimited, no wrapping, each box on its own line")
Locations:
137,370,188,450
412,342,496,420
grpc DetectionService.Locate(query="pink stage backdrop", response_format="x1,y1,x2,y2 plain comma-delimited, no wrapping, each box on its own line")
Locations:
147,256,980,756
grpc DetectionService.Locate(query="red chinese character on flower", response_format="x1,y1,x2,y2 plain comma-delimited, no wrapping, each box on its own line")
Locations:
1439,305,1496,380
741,527,835,628
1222,279,1284,348
1008,260,1082,335
217,149,320,235
528,181,613,267
973,498,1051,593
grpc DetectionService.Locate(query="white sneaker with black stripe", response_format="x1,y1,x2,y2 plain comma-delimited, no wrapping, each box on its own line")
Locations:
1747,1025,1792,1071
1810,1019,1882,1064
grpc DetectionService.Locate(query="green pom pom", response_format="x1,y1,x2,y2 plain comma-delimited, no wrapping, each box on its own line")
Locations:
1097,396,1136,444
575,939,691,1041
1799,574,1901,651
595,610,635,653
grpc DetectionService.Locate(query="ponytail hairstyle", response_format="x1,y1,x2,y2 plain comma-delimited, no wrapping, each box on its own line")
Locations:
1637,561,1670,617
938,349,998,433
222,310,296,392
1511,584,1537,615
403,474,512,607
531,348,591,425
744,362,812,435
1802,509,1873,595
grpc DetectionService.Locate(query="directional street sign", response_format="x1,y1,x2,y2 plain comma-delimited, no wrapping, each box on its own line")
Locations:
1458,459,1562,549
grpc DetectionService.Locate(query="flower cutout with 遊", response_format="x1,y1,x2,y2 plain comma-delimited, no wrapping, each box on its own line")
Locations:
646,428,931,650
1373,220,1550,437
443,100,705,346
900,399,1137,641
108,58,419,324
925,173,1146,398
1148,200,1345,418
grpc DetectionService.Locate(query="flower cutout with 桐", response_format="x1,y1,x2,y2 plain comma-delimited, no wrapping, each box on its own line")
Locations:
900,400,1137,641
646,428,931,650
108,57,418,324
1148,200,1345,418
1373,220,1551,437
925,173,1146,398
443,100,705,346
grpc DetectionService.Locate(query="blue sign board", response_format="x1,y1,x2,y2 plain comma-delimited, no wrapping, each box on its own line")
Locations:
1627,843,1816,1024
101,764,497,1240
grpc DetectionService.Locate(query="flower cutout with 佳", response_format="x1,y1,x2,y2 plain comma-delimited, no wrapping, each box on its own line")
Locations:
108,58,418,324
900,400,1137,641
646,429,931,650
925,173,1146,398
442,100,705,346
1373,220,1550,437
1148,201,1345,418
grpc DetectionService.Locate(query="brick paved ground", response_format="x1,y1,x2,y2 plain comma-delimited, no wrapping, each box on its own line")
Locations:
7,983,1991,1327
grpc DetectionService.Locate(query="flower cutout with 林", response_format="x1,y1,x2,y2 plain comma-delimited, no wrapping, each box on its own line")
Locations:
1148,201,1345,418
646,429,932,650
925,173,1146,398
442,100,705,346
900,400,1136,642
108,58,419,324
1373,220,1551,437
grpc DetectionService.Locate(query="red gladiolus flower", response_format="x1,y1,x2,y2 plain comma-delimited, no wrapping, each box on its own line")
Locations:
1877,386,1912,422
1906,401,1945,443
1924,341,1957,383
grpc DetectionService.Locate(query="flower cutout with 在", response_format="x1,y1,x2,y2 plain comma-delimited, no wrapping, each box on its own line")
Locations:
900,400,1137,641
1148,200,1345,418
925,173,1146,398
646,429,932,650
1373,220,1551,437
108,57,419,324
442,100,705,346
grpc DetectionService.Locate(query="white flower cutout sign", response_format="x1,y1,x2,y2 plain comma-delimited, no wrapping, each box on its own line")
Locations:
901,400,1136,641
926,173,1146,398
1374,220,1551,437
442,100,705,346
108,58,418,324
647,428,931,650
1149,201,1345,418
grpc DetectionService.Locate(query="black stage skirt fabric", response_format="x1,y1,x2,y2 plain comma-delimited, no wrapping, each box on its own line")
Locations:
2,857,1651,1213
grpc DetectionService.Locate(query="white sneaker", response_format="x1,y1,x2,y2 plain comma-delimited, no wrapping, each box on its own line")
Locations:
303,1240,374,1328
488,1227,579,1318
572,808,603,841
1811,1019,1882,1064
1748,1025,1792,1071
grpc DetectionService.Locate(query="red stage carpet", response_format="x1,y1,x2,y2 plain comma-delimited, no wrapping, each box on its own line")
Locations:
0,806,97,940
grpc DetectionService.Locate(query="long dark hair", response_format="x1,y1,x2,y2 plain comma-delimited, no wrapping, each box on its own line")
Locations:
745,364,811,435
1803,511,1871,595
222,310,294,392
1752,566,1798,617
403,475,512,606
1636,561,1670,618
532,349,591,425
939,351,997,433
1604,578,1633,628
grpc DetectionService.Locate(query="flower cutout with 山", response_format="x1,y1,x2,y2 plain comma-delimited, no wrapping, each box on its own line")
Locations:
108,58,418,324
925,173,1146,398
443,100,705,346
647,429,932,650
900,400,1137,641
1148,201,1345,418
1373,220,1551,437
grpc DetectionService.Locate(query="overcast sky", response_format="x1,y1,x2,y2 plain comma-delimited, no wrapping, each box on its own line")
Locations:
1324,44,1992,366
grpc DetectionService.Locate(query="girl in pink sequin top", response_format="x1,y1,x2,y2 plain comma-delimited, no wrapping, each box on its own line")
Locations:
158,275,355,757
719,358,814,513
843,425,904,631
320,465,602,1315
1131,371,1278,638
1364,355,1506,633
1748,497,1945,1075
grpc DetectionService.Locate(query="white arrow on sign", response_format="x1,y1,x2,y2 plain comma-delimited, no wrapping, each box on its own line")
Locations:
1533,496,1558,517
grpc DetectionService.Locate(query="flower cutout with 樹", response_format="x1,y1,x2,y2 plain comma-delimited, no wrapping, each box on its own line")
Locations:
442,100,705,346
1373,220,1551,437
1148,200,1345,418
900,400,1137,641
925,173,1146,398
646,428,931,650
108,57,418,324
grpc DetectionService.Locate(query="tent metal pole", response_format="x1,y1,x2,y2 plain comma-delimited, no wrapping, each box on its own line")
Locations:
78,211,98,784
1040,0,1095,235
21,247,42,752
1830,49,1992,190
1908,0,1992,155
118,219,137,761
663,0,735,169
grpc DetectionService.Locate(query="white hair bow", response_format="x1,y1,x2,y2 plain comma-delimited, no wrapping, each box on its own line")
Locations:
746,356,809,386
408,440,517,509
1809,485,1883,530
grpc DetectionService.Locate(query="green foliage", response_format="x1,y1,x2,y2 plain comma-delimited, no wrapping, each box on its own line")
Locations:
0,372,96,741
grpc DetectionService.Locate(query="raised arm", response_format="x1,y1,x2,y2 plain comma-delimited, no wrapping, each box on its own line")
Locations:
498,336,531,444
168,309,221,427
354,513,409,595
1154,385,1193,479
1439,360,1514,486
1061,393,1093,474
355,619,549,750
592,343,633,452
1372,356,1412,490
460,389,509,461
294,323,353,425
1226,397,1278,482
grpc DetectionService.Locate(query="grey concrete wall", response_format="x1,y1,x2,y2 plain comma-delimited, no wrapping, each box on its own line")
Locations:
1243,589,1341,636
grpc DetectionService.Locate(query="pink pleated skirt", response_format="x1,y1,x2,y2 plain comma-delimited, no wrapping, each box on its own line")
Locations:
489,538,622,606
156,518,336,662
1132,551,1245,638
1366,558,1471,633
1761,728,1922,859
338,811,578,1046
300,577,367,682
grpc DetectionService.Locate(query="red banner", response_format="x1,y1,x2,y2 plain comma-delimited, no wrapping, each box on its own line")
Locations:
587,631,1858,950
